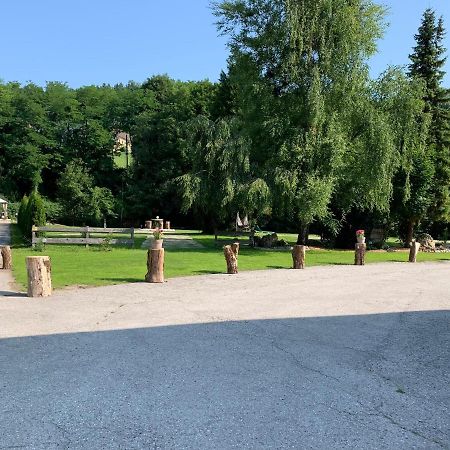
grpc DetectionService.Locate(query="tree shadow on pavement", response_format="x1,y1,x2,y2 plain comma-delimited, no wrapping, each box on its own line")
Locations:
1,311,448,448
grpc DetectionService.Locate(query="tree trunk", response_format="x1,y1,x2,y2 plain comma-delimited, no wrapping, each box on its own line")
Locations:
26,256,52,297
405,219,415,248
224,245,238,274
145,248,165,283
0,246,12,269
296,223,309,245
292,245,306,269
354,243,366,266
409,240,421,263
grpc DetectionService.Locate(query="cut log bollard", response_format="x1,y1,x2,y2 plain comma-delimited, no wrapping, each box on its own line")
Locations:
231,242,240,257
224,245,238,274
354,243,366,266
409,240,421,263
292,245,306,269
26,256,52,297
145,248,165,283
0,246,12,269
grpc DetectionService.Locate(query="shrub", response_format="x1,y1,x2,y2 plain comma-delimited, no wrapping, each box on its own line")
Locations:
17,195,29,233
24,191,46,237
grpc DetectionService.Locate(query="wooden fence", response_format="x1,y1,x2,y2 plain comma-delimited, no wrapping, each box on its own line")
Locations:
32,226,135,248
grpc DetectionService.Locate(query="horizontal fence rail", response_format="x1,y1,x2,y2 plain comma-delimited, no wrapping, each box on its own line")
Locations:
32,226,135,248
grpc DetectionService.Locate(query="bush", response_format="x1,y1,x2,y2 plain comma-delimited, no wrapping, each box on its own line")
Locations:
7,201,20,220
24,191,46,237
17,195,29,233
43,198,63,224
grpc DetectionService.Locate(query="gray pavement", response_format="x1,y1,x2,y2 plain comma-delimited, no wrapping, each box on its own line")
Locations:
0,220,15,294
0,263,449,448
0,220,11,245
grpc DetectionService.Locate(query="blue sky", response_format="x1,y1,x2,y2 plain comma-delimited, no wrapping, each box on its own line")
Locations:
1,0,449,87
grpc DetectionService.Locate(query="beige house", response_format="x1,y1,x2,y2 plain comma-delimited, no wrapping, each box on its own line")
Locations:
114,132,132,154
0,197,8,219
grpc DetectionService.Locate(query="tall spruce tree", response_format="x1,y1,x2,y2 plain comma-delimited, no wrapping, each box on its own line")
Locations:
409,9,450,222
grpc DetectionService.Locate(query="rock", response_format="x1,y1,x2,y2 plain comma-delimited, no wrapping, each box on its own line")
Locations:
253,233,287,248
417,233,435,252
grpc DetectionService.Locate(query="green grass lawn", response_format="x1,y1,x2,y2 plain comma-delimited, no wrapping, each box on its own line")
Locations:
10,225,450,290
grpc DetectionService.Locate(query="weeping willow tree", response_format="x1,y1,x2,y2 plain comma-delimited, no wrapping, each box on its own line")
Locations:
214,0,400,244
375,68,432,245
176,116,270,232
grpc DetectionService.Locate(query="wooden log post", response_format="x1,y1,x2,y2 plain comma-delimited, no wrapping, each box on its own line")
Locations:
224,245,238,274
409,239,421,263
354,243,366,266
1,246,12,269
26,256,52,297
292,245,306,269
145,248,165,283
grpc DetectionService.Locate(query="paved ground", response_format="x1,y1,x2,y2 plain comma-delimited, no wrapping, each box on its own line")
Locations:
0,220,16,296
0,220,11,245
1,263,449,448
141,234,204,249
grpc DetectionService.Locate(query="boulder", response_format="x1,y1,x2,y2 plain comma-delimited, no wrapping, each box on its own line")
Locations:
417,233,435,252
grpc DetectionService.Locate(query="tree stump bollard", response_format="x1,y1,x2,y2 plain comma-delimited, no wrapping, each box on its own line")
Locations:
0,246,12,269
224,244,238,274
354,243,366,266
145,248,165,283
409,239,421,263
292,245,306,269
26,256,52,297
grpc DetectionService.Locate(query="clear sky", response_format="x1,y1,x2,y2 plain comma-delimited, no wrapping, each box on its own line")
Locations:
0,0,449,87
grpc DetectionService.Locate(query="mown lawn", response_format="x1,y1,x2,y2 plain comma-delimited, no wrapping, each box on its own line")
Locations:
10,225,450,290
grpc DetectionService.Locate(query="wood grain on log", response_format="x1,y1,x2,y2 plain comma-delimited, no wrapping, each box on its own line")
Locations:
0,246,12,269
145,248,165,283
354,243,366,266
26,256,52,297
292,245,306,269
231,242,240,257
224,245,238,274
409,240,421,263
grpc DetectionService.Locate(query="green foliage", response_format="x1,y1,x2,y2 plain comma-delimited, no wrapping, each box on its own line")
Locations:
214,0,395,243
24,191,46,237
58,160,116,226
409,8,450,222
17,195,28,233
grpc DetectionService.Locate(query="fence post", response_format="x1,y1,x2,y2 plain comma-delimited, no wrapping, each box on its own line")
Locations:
85,226,90,248
409,239,421,262
145,248,165,283
354,243,366,265
224,244,238,274
32,226,36,248
292,245,306,269
130,227,135,247
0,246,12,269
26,256,52,297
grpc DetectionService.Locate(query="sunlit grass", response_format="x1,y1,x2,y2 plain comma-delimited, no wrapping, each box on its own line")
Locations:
10,225,450,290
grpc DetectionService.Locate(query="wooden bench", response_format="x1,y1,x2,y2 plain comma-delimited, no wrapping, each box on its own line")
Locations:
32,226,135,248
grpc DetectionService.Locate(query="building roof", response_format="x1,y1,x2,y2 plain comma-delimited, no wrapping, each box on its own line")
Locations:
116,132,130,141
0,198,7,204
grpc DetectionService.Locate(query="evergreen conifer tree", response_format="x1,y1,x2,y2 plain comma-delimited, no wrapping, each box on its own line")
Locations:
409,9,450,221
